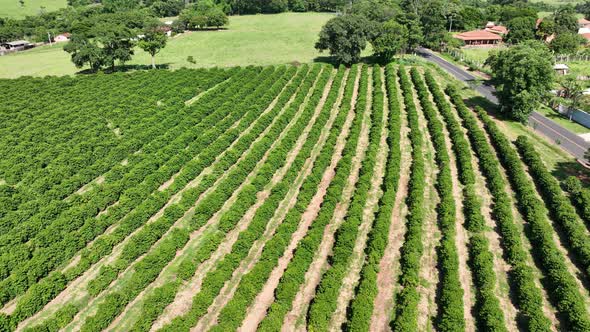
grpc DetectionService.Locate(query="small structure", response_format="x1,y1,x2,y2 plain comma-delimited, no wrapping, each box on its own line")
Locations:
454,30,503,46
54,33,70,42
159,25,172,37
553,63,569,75
579,18,590,29
485,22,508,35
0,40,32,50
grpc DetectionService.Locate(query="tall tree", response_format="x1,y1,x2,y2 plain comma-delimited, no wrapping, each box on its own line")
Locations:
63,35,105,71
506,16,536,44
371,19,408,61
553,6,579,34
420,0,447,49
138,27,167,69
550,32,583,55
315,14,369,64
396,11,423,51
486,41,554,122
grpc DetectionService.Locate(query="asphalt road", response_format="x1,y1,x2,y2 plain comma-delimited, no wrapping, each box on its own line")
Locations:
418,47,589,162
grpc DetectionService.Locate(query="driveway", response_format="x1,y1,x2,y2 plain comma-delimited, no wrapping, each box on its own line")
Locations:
417,47,589,162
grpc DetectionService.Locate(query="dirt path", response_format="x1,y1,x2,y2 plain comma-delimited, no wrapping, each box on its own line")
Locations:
327,67,386,331
468,107,560,331
370,68,409,332
142,68,331,331
424,77,477,331
65,69,326,332
16,68,310,332
184,75,233,106
104,68,322,332
281,66,365,332
411,69,440,332
237,70,351,332
192,69,338,332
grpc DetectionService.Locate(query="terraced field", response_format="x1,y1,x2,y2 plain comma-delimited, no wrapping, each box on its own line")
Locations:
1,63,590,332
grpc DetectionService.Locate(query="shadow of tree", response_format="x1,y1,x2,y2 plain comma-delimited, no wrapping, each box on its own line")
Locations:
76,63,172,75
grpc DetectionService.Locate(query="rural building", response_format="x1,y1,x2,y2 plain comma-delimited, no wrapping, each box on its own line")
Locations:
454,30,503,46
553,63,569,75
484,22,508,35
579,18,590,29
54,33,70,42
0,40,31,50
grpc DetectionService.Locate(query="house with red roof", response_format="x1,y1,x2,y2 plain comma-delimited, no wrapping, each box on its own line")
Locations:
54,33,71,42
454,30,503,46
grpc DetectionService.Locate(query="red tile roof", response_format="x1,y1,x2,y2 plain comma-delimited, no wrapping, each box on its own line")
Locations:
581,33,590,41
454,30,503,41
485,25,508,34
579,18,590,25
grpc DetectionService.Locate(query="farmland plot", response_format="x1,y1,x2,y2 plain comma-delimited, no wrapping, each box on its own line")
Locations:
1,63,589,332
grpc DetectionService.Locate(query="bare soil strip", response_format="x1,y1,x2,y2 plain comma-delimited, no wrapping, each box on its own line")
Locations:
370,68,409,332
412,70,440,332
282,66,365,332
63,69,326,332
468,108,560,330
425,76,477,331
185,75,233,106
238,69,351,332
143,69,320,332
442,98,519,331
101,69,328,332
16,68,309,332
192,70,338,332
327,67,387,332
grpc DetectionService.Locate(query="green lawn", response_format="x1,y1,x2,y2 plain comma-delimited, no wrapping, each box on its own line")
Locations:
0,12,335,78
536,105,590,134
0,0,67,18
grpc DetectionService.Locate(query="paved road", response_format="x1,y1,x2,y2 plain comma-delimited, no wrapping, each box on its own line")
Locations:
418,47,590,162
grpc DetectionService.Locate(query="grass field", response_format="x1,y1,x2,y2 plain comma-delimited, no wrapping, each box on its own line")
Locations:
2,61,590,332
0,0,66,18
0,12,335,78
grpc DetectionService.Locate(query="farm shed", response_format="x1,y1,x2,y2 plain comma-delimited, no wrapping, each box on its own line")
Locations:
454,30,503,46
0,40,32,50
553,63,569,76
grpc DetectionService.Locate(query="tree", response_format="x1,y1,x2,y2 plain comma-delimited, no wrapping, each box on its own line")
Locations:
206,7,228,28
553,6,578,34
94,22,135,71
550,32,583,55
506,16,536,44
396,11,423,52
315,14,369,65
420,0,447,49
138,28,167,69
64,22,135,72
371,20,408,61
150,0,184,17
178,1,228,30
456,6,484,31
560,75,585,113
63,35,105,71
536,19,556,41
486,41,554,122
349,0,397,23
